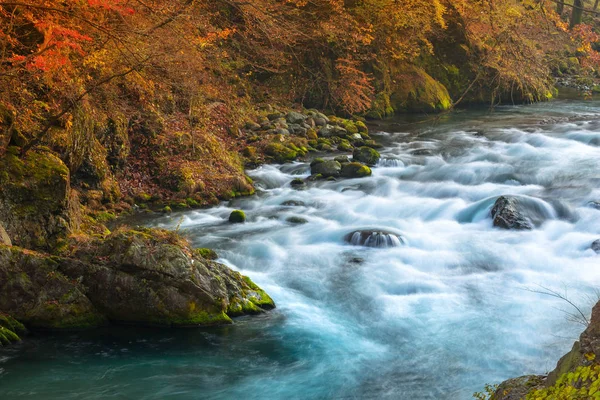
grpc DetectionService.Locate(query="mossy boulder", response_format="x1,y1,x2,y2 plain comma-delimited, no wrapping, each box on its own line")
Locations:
0,245,106,330
229,210,246,223
353,146,380,166
265,143,298,163
0,148,79,251
61,229,275,326
310,159,341,178
341,162,372,178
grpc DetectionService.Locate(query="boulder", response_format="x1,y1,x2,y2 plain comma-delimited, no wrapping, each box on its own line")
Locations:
592,239,600,254
344,230,404,248
490,196,534,230
0,148,79,251
310,159,341,178
290,178,306,189
353,146,381,166
334,155,351,164
0,246,106,330
0,229,276,330
59,229,275,325
286,111,307,125
491,375,545,400
341,162,372,178
229,210,246,223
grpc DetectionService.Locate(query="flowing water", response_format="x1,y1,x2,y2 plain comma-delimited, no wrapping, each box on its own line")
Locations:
2,99,600,399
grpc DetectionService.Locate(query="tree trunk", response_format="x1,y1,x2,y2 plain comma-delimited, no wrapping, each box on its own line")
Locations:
570,0,584,28
557,0,564,16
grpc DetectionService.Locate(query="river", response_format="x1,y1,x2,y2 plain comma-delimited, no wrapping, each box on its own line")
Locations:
1,99,600,399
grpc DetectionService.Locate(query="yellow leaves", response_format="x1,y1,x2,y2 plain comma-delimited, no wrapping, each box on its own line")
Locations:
505,6,522,19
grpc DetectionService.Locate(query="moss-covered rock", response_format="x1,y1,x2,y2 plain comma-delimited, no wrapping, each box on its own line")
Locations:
60,228,274,327
0,245,106,330
265,143,298,163
353,146,380,166
341,162,372,178
229,210,246,223
310,159,341,178
195,248,218,260
0,148,80,251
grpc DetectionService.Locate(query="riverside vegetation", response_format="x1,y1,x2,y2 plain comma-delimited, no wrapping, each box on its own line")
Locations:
1,1,600,398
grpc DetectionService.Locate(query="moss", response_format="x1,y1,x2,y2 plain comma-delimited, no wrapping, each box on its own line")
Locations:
287,216,308,224
186,198,200,207
242,276,275,309
162,206,172,214
341,162,372,178
354,120,368,133
353,146,380,166
264,143,298,163
135,192,153,202
95,211,116,223
195,248,218,260
243,146,257,158
341,120,359,134
338,140,354,152
229,210,246,223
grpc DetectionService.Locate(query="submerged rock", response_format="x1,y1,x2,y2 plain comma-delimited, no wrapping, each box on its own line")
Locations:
592,239,600,254
490,196,534,230
589,201,600,210
344,230,404,248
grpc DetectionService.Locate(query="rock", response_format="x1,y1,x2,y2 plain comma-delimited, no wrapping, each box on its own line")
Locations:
290,178,306,189
491,375,545,400
338,141,354,152
281,200,306,207
490,196,534,230
588,201,600,210
0,148,79,251
58,229,275,326
353,146,381,166
318,125,336,138
344,230,404,248
0,246,106,329
195,248,219,260
310,159,341,178
341,162,372,178
334,155,351,164
592,239,600,254
286,216,308,224
1,229,275,330
289,125,308,136
229,210,246,223
245,121,261,131
286,111,307,125
267,112,284,121
265,143,297,163
0,224,11,246
314,117,328,127
275,128,290,136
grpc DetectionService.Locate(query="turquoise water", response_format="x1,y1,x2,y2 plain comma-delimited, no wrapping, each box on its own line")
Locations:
2,99,600,399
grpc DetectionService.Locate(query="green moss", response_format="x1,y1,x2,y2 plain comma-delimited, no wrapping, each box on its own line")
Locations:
353,146,380,166
229,210,246,223
242,276,275,308
162,206,172,214
354,121,368,133
341,120,359,134
195,248,218,260
95,211,116,223
186,198,200,207
341,162,372,178
264,143,297,163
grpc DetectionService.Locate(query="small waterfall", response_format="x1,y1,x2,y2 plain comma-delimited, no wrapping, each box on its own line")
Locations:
345,230,405,248
378,158,405,168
